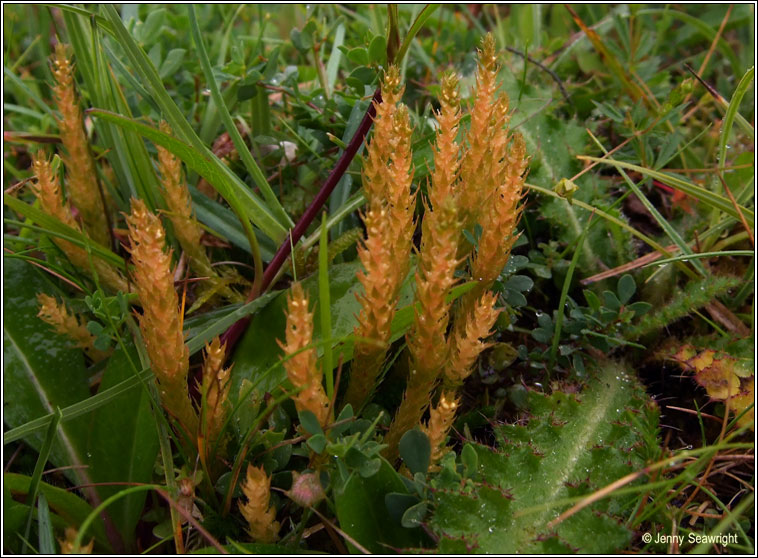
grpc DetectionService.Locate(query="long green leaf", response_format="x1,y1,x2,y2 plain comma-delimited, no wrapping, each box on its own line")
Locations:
718,66,754,173
3,368,154,446
2,257,96,488
187,5,292,230
578,156,754,226
88,109,287,243
4,194,125,268
394,4,441,66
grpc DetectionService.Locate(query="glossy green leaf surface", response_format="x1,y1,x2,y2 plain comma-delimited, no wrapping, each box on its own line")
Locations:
85,343,159,544
3,257,93,481
334,458,424,553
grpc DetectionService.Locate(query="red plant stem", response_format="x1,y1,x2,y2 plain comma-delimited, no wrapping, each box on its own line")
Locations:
220,87,382,350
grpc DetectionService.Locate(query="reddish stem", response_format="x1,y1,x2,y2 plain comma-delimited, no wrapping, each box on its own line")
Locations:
220,87,382,350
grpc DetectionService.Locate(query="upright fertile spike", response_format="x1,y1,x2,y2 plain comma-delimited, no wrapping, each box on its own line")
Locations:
126,198,197,435
52,43,110,247
239,464,280,543
344,67,415,410
470,133,527,288
421,391,459,467
384,74,464,457
445,290,501,386
30,152,128,293
199,337,231,462
157,121,215,279
458,33,504,232
279,282,330,427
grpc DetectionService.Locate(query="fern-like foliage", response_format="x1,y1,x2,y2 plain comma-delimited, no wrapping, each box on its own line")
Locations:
428,360,658,553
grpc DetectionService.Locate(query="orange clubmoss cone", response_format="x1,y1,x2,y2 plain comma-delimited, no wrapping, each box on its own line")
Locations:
421,391,459,467
384,73,464,458
344,67,416,410
126,198,197,435
445,291,501,386
458,33,511,234
59,526,94,554
279,282,330,427
199,337,231,462
344,209,395,409
30,153,128,293
52,43,110,248
470,133,527,289
156,122,215,278
37,293,110,362
239,464,280,543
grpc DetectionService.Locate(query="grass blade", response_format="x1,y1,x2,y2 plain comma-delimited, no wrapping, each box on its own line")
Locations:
394,4,441,65
187,5,292,230
718,66,754,173
36,493,56,554
4,194,125,268
87,109,287,244
23,407,62,551
549,222,590,371
578,156,754,227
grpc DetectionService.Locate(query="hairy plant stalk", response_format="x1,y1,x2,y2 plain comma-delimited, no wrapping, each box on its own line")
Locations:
384,74,462,457
199,336,231,465
421,391,459,467
31,153,128,293
126,198,197,436
37,293,110,362
239,464,280,543
279,282,330,427
344,68,415,409
52,43,110,248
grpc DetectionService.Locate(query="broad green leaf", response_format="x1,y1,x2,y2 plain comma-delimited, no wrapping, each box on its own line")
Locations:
430,360,659,553
398,429,431,476
334,458,425,553
4,473,110,551
85,343,159,545
3,257,93,482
